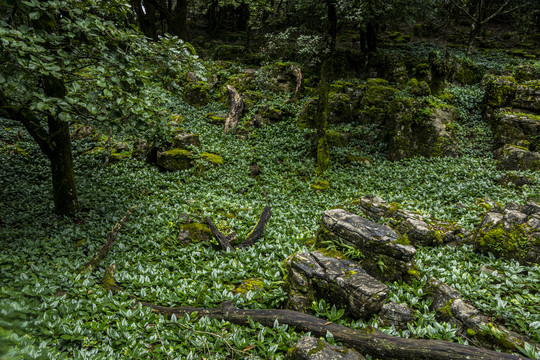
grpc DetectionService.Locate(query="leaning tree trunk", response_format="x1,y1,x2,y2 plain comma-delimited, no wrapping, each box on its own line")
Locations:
315,0,337,175
43,75,79,216
48,117,79,215
171,0,188,40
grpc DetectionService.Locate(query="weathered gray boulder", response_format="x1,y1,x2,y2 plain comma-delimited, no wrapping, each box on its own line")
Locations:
286,337,365,360
427,278,537,353
378,302,413,329
156,148,196,171
492,111,540,151
284,251,388,319
496,144,540,171
386,99,457,161
316,209,418,283
470,201,540,265
173,133,200,149
358,195,467,246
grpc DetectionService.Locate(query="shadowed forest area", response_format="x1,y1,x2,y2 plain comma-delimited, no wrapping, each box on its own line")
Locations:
1,0,540,359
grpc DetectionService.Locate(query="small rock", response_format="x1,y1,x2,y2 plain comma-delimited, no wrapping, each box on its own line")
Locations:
379,302,413,329
173,133,200,149
286,337,365,360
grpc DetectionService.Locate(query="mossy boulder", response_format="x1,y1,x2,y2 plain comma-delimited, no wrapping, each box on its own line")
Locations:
450,57,483,85
405,78,431,96
386,96,458,160
173,133,201,149
234,278,264,295
316,209,418,283
357,195,466,245
327,130,352,147
177,222,213,245
183,81,210,107
157,148,196,171
469,201,540,264
492,110,540,151
311,180,330,192
200,152,224,165
284,251,389,319
205,112,227,126
496,144,540,171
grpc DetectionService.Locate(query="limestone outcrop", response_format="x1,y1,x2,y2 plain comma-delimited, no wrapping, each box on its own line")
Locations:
469,201,540,265
284,251,388,319
316,209,418,283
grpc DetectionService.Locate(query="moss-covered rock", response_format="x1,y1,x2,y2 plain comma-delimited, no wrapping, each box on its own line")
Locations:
496,144,540,171
469,201,540,264
200,152,224,165
387,96,457,160
177,222,213,245
183,81,210,107
234,278,264,294
157,148,196,171
450,57,483,85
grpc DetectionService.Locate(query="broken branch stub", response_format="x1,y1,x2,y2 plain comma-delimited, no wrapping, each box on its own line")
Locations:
79,205,137,275
205,206,271,251
223,85,243,133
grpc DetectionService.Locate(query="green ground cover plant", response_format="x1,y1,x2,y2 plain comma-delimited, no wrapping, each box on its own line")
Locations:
1,5,540,357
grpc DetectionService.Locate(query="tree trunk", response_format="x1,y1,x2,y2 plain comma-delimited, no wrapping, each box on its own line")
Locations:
171,0,188,40
47,117,79,216
366,21,377,53
315,0,337,175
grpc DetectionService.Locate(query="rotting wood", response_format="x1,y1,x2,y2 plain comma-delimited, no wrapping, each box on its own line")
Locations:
138,300,531,360
205,206,271,251
290,65,303,101
223,85,243,133
237,206,271,248
78,205,137,274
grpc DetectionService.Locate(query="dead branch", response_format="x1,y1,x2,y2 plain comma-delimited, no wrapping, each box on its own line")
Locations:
223,85,243,133
205,216,234,251
138,300,530,360
237,206,271,249
79,205,137,275
205,206,271,251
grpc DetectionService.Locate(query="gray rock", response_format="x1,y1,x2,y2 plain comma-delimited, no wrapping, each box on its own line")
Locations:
427,278,535,353
387,103,458,161
173,133,200,149
379,302,413,329
317,209,418,283
471,202,540,265
284,251,388,319
286,337,365,360
132,138,149,158
321,209,415,262
358,195,464,245
496,144,540,171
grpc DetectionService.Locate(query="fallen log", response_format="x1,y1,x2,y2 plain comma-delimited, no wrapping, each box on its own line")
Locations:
205,206,271,251
78,205,137,274
223,85,243,133
140,300,530,360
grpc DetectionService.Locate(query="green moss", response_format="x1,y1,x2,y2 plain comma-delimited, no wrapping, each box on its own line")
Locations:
234,278,264,294
476,223,530,260
164,148,192,157
467,328,477,336
311,180,330,192
484,75,517,108
438,299,454,318
396,233,411,245
306,339,326,356
476,323,518,351
200,152,224,165
183,81,210,107
407,268,420,277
